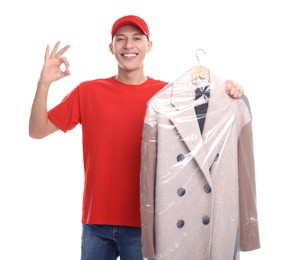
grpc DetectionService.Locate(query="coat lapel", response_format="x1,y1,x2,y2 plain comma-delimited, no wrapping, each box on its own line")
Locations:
200,74,235,172
168,71,234,185
168,78,212,184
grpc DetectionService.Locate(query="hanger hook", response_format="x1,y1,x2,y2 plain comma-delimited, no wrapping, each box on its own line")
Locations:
196,48,206,64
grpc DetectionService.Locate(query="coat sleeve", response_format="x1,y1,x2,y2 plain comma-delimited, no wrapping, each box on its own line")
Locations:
140,121,158,258
238,120,261,251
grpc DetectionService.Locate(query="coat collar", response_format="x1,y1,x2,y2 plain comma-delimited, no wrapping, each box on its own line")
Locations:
168,69,233,184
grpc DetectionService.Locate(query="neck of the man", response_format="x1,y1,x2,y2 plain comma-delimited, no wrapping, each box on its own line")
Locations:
116,67,147,85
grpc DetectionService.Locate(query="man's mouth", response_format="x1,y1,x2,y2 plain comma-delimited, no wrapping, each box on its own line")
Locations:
122,53,137,57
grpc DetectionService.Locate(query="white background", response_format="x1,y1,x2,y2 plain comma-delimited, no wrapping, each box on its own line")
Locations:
1,0,286,259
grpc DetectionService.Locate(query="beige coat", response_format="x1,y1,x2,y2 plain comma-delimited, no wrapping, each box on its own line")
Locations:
140,70,260,260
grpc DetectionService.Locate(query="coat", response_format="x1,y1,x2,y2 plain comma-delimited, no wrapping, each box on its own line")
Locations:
140,69,260,260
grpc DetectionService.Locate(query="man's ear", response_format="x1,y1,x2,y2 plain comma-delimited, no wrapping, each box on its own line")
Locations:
109,43,114,54
147,41,153,53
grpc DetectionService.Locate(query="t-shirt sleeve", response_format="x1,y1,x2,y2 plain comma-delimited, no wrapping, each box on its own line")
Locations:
48,86,81,133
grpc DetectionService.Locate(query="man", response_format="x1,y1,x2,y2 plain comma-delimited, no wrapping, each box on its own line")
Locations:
29,15,244,260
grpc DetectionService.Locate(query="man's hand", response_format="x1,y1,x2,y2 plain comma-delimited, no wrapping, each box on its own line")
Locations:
39,41,71,86
225,80,244,99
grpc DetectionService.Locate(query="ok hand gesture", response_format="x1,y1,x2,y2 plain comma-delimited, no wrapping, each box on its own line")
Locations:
39,41,71,85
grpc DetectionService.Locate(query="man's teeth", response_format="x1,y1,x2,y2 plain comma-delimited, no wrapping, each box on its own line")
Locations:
124,54,137,57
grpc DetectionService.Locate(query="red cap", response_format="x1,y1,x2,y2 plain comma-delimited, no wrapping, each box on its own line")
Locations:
111,15,149,39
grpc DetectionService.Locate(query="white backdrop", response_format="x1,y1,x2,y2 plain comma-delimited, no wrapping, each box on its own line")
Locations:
1,0,286,259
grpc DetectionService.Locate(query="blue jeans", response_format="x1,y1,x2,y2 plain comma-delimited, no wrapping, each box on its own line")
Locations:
81,224,144,260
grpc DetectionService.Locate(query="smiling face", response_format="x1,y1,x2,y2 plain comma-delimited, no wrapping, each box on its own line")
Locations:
109,24,152,75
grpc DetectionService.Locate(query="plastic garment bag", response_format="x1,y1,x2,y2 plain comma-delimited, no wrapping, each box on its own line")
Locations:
140,66,260,260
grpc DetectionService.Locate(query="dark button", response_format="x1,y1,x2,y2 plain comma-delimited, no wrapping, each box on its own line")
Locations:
204,184,211,193
214,153,219,161
177,220,185,228
202,215,210,225
177,154,185,162
177,187,186,197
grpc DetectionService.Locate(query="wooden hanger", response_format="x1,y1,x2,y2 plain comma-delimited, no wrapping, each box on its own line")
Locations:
191,49,210,81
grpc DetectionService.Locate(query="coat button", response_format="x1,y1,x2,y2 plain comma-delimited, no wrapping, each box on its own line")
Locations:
177,187,186,196
177,154,185,162
214,153,219,161
202,215,210,225
177,220,185,228
204,184,211,193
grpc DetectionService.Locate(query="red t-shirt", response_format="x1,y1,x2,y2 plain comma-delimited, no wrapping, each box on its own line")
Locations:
48,76,167,227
